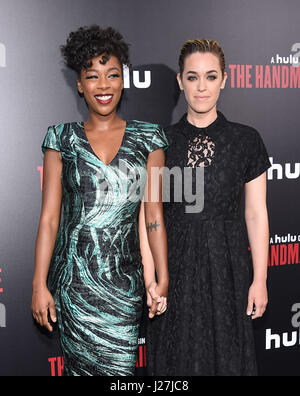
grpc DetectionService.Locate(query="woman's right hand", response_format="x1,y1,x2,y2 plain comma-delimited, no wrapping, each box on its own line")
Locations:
146,281,168,318
31,286,57,332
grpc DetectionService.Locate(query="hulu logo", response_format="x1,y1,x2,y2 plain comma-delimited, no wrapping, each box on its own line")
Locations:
0,303,6,327
0,43,6,68
123,65,151,89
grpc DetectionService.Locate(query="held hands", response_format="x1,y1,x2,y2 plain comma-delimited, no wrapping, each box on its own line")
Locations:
31,286,57,332
247,280,268,320
146,281,168,319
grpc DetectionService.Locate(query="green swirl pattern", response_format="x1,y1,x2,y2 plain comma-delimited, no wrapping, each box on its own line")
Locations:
41,120,168,376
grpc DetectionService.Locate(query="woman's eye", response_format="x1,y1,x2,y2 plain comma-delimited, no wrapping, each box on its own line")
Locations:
108,73,120,79
187,76,197,81
86,75,97,79
208,75,217,80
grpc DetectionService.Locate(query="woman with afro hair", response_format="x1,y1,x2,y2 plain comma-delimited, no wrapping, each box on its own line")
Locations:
31,25,169,376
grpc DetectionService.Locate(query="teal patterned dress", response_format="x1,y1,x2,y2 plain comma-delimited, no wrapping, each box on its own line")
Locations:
41,120,168,376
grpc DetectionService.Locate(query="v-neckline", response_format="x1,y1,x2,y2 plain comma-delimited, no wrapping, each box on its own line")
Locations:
80,120,128,166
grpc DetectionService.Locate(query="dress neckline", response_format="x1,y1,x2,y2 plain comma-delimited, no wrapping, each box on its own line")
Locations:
180,110,227,138
79,120,128,166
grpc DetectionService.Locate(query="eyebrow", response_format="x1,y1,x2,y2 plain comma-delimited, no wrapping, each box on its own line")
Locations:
107,67,121,72
86,67,121,73
186,70,218,74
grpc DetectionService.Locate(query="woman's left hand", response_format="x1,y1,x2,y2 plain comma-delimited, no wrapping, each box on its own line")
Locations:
154,282,168,316
247,281,268,319
146,281,168,318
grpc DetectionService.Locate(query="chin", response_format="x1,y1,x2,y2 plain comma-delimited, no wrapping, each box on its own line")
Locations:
191,106,211,114
92,106,116,117
191,102,217,114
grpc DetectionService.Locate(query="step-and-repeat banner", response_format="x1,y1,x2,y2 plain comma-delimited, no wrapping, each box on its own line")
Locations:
0,0,299,376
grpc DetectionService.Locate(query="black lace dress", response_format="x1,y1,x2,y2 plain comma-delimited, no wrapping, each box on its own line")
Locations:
146,111,271,376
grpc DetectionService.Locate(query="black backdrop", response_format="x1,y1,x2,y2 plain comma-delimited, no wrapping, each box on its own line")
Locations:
0,0,299,376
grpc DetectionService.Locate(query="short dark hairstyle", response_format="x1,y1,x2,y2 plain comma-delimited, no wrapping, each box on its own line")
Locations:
179,39,225,77
60,25,130,75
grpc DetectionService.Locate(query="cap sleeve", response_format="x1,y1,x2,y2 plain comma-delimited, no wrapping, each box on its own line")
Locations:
41,125,60,153
148,125,169,153
244,128,271,183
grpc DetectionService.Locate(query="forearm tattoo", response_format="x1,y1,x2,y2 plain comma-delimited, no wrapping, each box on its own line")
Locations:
146,220,161,232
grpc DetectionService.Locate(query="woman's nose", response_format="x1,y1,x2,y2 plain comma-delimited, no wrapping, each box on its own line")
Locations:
97,76,110,90
197,77,207,91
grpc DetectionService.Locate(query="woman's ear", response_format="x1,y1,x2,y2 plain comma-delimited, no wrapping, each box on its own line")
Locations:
77,76,84,96
220,71,228,90
177,73,184,91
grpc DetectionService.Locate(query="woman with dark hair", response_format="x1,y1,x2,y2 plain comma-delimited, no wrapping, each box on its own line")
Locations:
31,25,169,376
145,39,271,376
